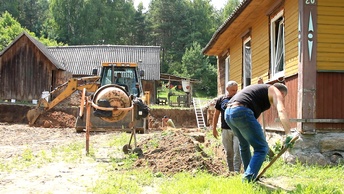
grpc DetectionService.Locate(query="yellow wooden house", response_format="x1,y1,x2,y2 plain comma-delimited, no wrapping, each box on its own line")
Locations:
203,0,344,136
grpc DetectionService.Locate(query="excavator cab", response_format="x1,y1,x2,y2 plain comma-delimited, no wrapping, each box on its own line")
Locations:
99,63,143,98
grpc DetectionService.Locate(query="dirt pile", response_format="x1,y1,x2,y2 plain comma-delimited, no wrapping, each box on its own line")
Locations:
34,111,76,128
135,129,228,176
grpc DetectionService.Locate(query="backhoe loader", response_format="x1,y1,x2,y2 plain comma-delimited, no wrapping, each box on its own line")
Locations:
27,62,149,133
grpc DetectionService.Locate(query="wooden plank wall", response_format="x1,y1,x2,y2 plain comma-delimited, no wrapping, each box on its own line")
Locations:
251,10,269,84
316,72,344,132
262,75,298,131
317,0,344,71
0,36,57,101
284,0,299,76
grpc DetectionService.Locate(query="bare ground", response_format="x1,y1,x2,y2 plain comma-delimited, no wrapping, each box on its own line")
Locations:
0,110,228,193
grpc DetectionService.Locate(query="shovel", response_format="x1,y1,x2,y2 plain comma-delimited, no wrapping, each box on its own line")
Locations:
255,135,299,182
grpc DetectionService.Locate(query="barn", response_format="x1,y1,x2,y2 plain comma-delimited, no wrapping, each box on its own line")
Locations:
203,0,344,165
0,31,70,102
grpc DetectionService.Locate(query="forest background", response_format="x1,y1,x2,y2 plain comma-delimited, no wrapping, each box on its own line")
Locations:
0,0,240,97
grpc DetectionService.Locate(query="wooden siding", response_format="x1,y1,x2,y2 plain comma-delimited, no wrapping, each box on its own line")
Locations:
317,0,344,71
229,38,244,87
284,0,299,76
316,72,344,132
142,80,156,104
251,13,269,84
0,36,68,101
262,75,298,130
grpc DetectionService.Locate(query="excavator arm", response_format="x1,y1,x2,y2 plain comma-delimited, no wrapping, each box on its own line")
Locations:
27,76,100,126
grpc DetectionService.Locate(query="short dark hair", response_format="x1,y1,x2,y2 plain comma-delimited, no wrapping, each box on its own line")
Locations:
163,115,168,118
273,83,288,95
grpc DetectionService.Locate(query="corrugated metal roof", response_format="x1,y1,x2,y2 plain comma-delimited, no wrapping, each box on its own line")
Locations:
48,45,161,80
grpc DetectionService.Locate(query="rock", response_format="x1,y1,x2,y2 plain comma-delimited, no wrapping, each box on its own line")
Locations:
297,153,329,166
330,152,344,164
319,134,344,153
43,120,52,128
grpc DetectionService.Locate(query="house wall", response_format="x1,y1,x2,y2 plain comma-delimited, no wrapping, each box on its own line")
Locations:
227,0,300,130
229,0,299,86
317,0,344,71
0,36,63,102
316,72,344,131
229,38,244,86
263,75,298,131
284,0,299,76
251,12,269,84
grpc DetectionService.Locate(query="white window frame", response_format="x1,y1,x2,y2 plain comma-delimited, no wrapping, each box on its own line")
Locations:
270,10,285,79
243,37,252,87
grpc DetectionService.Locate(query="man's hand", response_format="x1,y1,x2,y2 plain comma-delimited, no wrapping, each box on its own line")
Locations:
213,128,219,139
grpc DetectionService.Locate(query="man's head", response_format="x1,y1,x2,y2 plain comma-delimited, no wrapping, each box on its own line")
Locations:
226,81,238,97
273,83,288,96
163,115,169,121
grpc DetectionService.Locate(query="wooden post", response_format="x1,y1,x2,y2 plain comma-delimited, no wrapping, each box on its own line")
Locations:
85,99,91,154
297,0,317,133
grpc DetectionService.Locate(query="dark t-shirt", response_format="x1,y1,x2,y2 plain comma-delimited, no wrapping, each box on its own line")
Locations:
229,84,271,118
215,95,231,129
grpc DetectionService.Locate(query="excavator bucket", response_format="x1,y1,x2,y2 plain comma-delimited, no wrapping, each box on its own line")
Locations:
27,98,49,126
27,108,44,126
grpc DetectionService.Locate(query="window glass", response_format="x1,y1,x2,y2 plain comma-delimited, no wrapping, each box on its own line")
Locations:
271,11,285,78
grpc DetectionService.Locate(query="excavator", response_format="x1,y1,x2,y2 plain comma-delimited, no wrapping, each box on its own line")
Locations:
27,62,149,154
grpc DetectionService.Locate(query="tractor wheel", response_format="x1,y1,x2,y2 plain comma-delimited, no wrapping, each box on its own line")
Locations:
123,144,132,154
133,147,143,157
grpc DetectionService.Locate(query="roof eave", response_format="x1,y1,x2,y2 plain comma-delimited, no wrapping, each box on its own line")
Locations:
202,0,252,56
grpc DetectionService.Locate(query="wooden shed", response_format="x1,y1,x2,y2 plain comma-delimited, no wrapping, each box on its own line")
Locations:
0,32,70,102
203,0,344,134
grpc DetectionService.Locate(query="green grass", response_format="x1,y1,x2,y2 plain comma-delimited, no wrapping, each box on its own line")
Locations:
89,130,344,194
2,131,343,194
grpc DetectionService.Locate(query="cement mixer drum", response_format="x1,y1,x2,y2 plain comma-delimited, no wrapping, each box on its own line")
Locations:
92,84,132,122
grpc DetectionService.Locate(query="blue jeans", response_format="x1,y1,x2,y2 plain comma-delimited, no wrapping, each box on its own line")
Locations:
225,106,269,181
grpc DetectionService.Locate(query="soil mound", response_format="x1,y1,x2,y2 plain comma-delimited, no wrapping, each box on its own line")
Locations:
35,111,76,128
135,129,227,176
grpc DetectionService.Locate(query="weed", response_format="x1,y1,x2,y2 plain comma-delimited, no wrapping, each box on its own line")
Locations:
22,148,34,161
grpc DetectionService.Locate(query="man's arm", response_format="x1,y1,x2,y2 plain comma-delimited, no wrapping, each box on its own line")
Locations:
212,110,220,139
269,86,291,135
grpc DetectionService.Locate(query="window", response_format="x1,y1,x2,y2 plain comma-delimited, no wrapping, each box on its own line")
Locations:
270,11,285,78
225,55,230,85
243,37,252,87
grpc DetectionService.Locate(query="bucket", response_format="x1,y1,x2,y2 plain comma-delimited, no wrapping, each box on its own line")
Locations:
32,99,38,104
11,99,16,103
182,79,191,93
41,91,50,102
